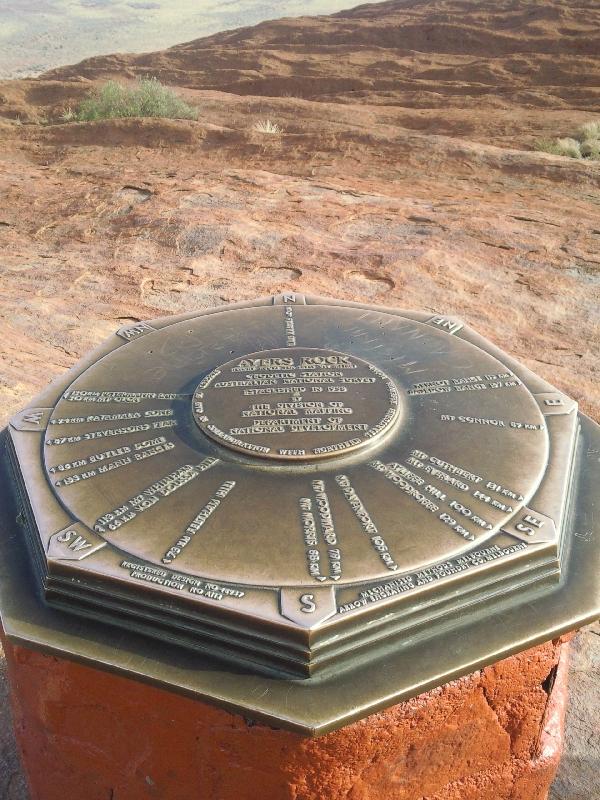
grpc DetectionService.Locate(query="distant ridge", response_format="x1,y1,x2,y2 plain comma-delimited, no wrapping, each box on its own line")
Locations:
42,0,600,113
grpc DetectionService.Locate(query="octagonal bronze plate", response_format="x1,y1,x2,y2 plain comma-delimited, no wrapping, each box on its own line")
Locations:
1,293,598,734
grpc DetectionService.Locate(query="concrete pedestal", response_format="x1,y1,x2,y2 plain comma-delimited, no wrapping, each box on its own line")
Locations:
1,631,570,800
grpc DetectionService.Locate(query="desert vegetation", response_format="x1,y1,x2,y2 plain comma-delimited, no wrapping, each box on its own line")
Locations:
535,120,600,160
63,77,197,122
251,119,283,135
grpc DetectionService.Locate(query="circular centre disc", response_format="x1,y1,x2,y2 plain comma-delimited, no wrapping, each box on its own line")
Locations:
192,347,401,460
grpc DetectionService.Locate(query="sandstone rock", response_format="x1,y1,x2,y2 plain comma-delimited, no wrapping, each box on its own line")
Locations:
549,622,600,800
0,634,570,800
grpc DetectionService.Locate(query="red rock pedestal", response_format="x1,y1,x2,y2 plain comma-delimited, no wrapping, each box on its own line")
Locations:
2,633,570,800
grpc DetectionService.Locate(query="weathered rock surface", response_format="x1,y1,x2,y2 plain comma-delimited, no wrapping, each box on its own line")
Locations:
0,1,598,797
0,643,29,799
0,117,599,422
549,623,600,800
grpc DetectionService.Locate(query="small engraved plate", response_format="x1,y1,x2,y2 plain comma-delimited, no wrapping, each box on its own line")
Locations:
116,321,156,341
427,315,463,335
535,392,577,416
273,293,306,305
501,507,557,544
10,408,52,432
280,586,337,627
47,523,107,560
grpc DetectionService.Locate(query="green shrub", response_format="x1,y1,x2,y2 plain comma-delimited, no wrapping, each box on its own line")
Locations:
533,138,563,156
535,120,600,161
73,77,197,122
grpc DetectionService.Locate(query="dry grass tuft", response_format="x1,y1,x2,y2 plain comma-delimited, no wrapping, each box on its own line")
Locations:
535,120,600,161
251,119,283,135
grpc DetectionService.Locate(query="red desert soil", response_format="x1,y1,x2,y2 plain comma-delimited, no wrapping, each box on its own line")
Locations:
0,2,599,798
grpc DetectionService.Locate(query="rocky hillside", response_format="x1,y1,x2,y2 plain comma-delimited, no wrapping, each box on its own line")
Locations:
0,0,598,428
39,0,600,148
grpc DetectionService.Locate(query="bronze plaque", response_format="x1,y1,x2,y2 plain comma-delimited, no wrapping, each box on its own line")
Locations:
35,301,551,593
3,293,595,709
192,347,400,460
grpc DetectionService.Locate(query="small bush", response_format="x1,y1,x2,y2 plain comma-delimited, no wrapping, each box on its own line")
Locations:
581,139,600,159
555,137,582,159
533,138,561,156
72,77,198,122
252,119,282,135
535,119,600,161
61,106,76,122
578,120,600,140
